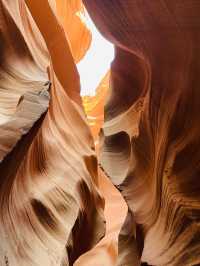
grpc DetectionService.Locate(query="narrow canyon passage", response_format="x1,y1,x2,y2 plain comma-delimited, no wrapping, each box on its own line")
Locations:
0,1,200,266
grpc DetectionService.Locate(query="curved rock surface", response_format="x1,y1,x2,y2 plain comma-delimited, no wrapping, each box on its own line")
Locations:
0,1,105,265
83,1,200,265
1,1,200,266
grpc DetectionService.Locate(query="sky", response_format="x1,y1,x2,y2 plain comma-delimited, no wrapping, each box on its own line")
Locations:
77,13,114,96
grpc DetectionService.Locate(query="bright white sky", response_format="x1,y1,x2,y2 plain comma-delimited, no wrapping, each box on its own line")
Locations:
77,13,114,96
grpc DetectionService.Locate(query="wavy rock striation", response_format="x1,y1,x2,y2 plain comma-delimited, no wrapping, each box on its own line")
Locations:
0,1,105,265
83,1,200,265
1,0,200,265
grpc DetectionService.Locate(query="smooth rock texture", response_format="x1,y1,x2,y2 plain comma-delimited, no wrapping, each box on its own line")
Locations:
0,1,106,265
1,0,200,265
83,0,200,265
